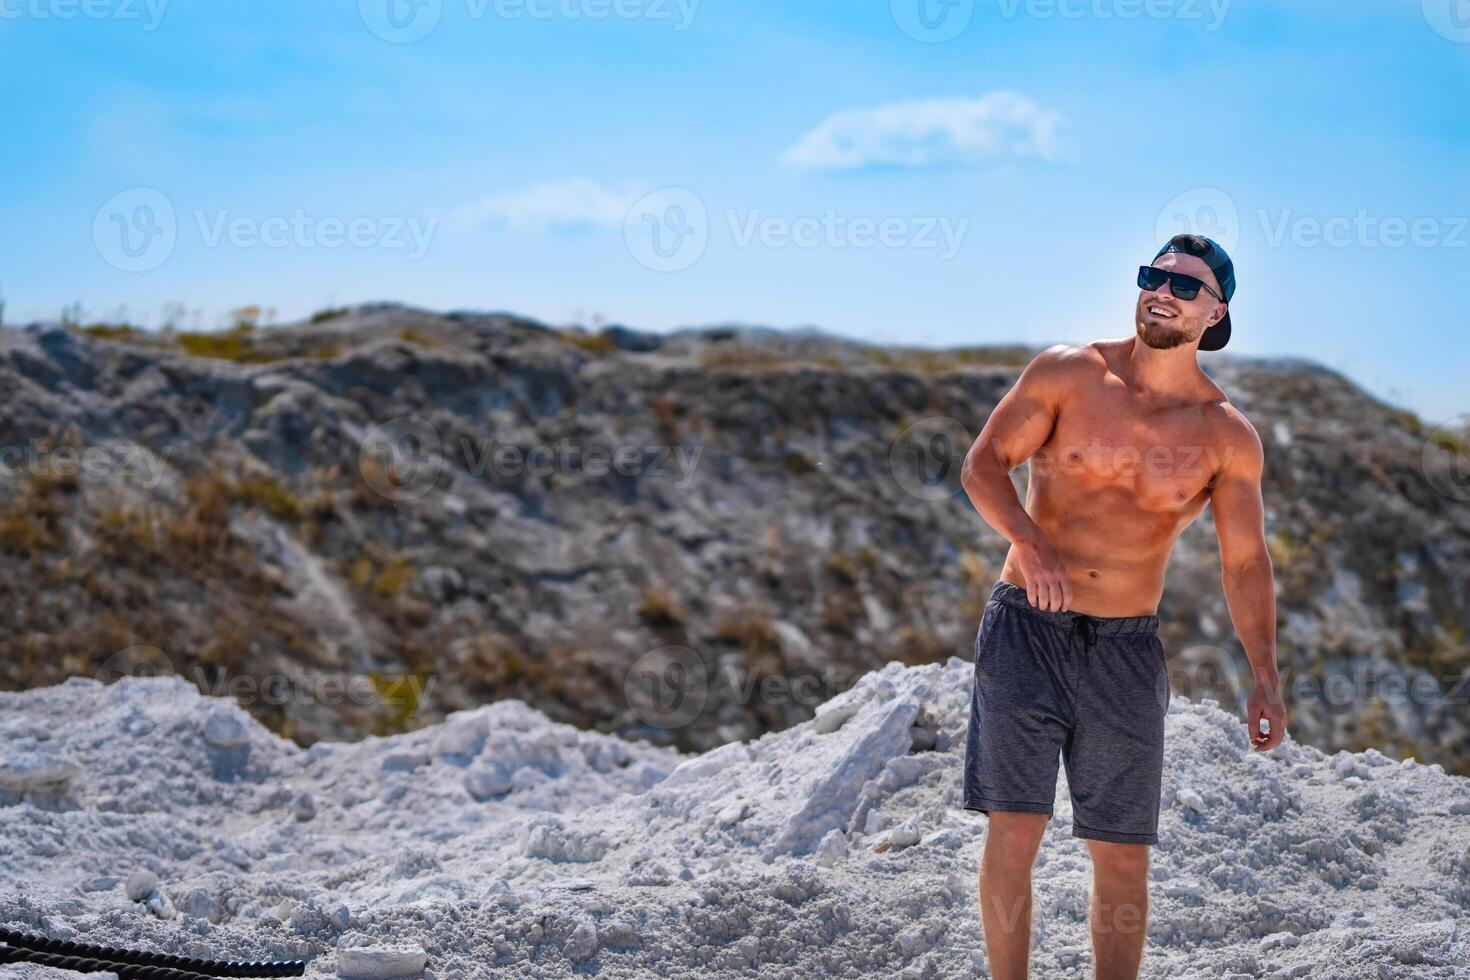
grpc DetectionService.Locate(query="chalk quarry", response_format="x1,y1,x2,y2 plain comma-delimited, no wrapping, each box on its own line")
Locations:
1,661,1468,978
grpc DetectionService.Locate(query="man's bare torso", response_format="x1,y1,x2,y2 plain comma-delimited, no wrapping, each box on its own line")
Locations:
998,338,1250,617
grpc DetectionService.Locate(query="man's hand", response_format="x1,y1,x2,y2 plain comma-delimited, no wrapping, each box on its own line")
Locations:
1246,680,1287,751
1016,535,1072,612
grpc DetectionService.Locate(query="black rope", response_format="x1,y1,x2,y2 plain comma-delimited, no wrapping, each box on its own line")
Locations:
0,942,221,980
0,927,308,978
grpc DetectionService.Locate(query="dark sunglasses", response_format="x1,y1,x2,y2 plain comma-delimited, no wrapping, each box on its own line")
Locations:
1137,265,1224,303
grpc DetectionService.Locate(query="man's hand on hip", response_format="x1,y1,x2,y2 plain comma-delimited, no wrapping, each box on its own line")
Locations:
1016,535,1073,612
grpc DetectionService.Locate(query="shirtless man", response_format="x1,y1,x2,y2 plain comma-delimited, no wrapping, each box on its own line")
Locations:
958,234,1287,980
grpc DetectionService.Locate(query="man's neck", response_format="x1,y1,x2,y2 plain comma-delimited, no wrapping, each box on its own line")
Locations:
1121,335,1202,400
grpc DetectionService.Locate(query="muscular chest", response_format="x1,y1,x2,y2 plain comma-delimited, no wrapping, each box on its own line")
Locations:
1036,397,1220,512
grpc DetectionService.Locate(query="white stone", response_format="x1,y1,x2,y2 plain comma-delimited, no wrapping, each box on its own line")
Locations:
1177,788,1207,814
563,916,599,962
202,710,250,749
125,870,159,902
887,818,923,850
146,890,176,920
814,829,848,868
0,751,81,793
337,943,429,979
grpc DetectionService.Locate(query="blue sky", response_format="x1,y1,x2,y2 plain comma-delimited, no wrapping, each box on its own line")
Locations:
2,0,1467,421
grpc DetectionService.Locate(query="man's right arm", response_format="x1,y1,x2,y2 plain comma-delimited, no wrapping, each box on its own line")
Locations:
960,345,1076,612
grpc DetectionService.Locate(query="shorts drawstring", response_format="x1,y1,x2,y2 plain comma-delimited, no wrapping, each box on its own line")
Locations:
1072,614,1099,655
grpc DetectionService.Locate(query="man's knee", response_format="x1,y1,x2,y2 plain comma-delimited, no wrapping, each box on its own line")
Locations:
983,812,1048,865
1087,839,1150,877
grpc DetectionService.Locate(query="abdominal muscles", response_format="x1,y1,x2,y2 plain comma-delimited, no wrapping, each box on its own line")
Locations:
1001,480,1205,617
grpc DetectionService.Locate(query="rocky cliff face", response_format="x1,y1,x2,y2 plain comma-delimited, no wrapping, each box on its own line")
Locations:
1,305,1465,771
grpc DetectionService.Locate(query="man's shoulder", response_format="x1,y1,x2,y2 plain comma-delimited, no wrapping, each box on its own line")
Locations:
1202,397,1265,471
1023,340,1111,380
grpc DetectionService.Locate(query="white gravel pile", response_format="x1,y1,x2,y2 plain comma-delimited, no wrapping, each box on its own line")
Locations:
1,661,1467,978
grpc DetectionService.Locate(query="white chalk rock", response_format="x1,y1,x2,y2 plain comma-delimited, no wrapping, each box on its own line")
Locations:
337,943,429,979
660,740,752,788
1259,931,1301,951
716,801,748,827
813,829,848,868
887,818,923,850
292,792,317,822
125,869,160,902
0,751,81,793
464,767,513,802
564,916,599,962
380,751,427,773
896,924,932,957
146,890,177,920
181,887,221,923
812,703,862,735
1176,788,1207,814
429,716,487,759
203,710,250,749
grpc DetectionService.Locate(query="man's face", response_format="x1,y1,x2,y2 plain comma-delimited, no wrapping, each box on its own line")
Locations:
1135,251,1228,350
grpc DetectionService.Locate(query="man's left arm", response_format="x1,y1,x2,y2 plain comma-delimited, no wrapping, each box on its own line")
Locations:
1208,413,1287,751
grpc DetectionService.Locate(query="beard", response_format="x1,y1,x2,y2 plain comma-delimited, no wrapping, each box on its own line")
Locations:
1137,319,1193,350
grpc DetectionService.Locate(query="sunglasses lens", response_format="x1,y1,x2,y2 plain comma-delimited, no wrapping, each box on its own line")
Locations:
1139,266,1205,300
1169,275,1202,300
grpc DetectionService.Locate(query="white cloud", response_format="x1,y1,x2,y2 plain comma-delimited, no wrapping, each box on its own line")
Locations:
452,178,638,232
781,92,1067,172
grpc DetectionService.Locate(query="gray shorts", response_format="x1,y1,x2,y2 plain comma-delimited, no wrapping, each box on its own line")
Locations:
963,581,1171,845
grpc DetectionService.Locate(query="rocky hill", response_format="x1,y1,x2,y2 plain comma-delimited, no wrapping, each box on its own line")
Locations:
0,305,1465,772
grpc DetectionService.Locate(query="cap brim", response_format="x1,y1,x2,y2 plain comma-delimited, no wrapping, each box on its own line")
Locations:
1199,311,1231,351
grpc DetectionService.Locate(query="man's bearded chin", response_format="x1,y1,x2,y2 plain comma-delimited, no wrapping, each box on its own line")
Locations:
1137,319,1194,350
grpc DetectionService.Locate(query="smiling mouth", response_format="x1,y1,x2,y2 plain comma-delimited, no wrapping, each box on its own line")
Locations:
1147,305,1178,319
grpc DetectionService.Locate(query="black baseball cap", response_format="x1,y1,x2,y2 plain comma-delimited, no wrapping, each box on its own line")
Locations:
1153,234,1234,351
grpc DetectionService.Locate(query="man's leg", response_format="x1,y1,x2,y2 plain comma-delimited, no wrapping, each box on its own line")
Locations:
1085,840,1149,980
978,811,1048,980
